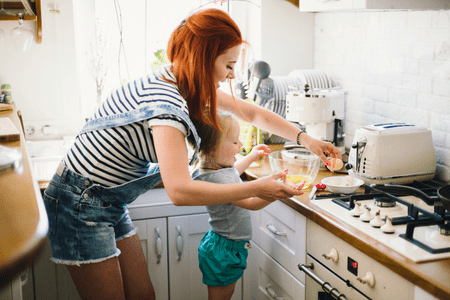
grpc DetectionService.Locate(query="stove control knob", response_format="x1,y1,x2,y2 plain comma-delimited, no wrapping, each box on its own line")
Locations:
370,210,385,228
360,205,373,222
350,202,363,217
322,248,339,263
357,272,376,288
381,216,395,233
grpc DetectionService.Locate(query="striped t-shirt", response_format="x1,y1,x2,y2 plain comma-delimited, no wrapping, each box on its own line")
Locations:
62,66,190,187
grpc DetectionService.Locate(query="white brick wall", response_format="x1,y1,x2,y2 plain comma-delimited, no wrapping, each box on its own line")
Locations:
314,10,450,183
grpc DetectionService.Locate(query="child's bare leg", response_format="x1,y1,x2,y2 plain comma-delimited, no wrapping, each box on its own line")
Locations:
207,282,237,300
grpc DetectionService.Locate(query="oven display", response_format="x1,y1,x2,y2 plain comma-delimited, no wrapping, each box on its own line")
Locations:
347,257,358,276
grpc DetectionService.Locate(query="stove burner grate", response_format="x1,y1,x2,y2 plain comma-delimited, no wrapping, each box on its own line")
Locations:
374,196,397,207
330,181,450,254
400,217,450,254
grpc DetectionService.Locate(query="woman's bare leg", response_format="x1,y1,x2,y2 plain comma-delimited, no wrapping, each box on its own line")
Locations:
67,256,126,300
67,234,155,300
117,234,155,300
208,282,237,300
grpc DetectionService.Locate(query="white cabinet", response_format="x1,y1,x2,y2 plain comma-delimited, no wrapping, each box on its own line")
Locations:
300,0,450,12
0,271,29,300
167,214,212,299
134,213,243,300
245,201,306,299
134,218,169,299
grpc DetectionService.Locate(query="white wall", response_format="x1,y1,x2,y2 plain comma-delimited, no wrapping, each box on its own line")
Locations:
0,0,83,138
260,0,314,75
313,10,450,182
229,0,314,76
1,2,448,182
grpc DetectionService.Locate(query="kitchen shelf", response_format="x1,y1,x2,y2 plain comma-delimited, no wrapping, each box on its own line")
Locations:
0,0,42,44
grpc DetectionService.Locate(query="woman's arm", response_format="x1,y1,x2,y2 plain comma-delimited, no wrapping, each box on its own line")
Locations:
232,197,272,211
152,125,303,206
217,89,342,163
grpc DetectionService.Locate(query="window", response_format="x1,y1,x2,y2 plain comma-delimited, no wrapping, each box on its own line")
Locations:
77,0,259,117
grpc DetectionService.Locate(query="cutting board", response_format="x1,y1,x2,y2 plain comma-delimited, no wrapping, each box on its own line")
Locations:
0,103,14,111
0,117,20,142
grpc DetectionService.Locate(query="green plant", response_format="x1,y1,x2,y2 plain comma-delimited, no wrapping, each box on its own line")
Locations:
151,49,169,70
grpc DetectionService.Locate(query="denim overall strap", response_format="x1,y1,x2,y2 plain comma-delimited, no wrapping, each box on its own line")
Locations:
79,104,201,165
86,164,162,206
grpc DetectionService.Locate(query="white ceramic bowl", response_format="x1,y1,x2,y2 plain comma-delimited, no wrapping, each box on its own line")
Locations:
321,176,364,194
269,149,320,189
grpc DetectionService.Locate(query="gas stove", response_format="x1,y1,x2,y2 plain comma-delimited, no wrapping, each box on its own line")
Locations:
310,181,450,263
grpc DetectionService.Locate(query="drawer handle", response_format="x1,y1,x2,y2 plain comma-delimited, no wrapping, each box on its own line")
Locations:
298,263,348,300
176,225,183,261
155,227,163,264
266,222,287,236
265,284,285,300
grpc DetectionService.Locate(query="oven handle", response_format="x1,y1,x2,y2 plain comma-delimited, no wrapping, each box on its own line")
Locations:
298,263,348,300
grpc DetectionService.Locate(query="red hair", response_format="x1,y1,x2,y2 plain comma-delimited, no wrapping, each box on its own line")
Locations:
166,8,243,129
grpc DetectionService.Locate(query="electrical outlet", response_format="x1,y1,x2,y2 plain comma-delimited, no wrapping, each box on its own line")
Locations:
23,120,59,140
25,125,35,136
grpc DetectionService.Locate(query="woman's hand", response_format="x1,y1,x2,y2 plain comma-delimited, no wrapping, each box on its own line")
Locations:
253,171,304,202
300,134,342,164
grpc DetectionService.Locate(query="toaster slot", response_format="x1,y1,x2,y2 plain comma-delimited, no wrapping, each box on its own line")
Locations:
355,137,367,173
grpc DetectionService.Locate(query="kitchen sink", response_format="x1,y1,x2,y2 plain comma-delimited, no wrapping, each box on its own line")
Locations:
27,137,74,181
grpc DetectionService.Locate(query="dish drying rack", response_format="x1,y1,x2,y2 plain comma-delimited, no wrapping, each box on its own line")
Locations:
238,69,338,144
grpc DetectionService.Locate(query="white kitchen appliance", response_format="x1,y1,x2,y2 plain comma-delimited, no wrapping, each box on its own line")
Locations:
301,219,416,300
310,181,450,263
286,87,346,153
347,123,436,184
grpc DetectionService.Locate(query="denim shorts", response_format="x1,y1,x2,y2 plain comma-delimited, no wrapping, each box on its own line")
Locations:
198,229,250,286
43,163,140,266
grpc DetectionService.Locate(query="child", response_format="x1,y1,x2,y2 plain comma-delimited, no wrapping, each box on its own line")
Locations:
191,110,304,300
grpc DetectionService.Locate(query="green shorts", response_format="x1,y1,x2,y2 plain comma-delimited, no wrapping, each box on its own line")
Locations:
198,230,250,286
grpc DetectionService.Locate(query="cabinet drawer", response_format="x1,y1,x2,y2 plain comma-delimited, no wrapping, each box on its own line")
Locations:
251,201,306,283
245,244,305,300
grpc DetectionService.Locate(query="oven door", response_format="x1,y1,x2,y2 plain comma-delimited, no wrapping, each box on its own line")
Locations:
303,254,370,300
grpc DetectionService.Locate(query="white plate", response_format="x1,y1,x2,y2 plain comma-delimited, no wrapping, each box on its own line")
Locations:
309,70,319,90
303,70,314,89
321,70,332,88
317,71,327,89
312,71,324,89
288,70,307,86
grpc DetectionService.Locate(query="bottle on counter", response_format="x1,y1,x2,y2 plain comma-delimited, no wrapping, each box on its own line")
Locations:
1,84,11,104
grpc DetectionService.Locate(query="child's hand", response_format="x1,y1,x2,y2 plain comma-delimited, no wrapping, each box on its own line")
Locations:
286,179,306,191
249,144,271,162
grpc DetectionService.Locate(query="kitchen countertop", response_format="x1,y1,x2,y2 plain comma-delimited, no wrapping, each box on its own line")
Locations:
244,145,450,300
0,103,48,287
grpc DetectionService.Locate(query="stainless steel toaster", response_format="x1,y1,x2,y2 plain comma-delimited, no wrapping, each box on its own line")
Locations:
347,123,436,184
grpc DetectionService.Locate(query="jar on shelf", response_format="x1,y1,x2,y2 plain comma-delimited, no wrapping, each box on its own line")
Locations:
1,84,11,103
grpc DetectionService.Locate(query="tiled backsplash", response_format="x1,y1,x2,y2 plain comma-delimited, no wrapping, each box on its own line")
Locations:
314,10,450,183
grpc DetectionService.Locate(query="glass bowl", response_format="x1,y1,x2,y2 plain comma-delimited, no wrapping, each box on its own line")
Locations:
268,149,320,189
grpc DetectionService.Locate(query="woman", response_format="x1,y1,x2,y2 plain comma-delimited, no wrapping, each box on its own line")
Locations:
43,8,341,300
